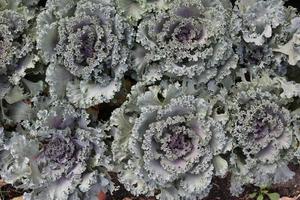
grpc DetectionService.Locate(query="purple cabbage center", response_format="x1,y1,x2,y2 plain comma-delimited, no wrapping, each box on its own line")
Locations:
168,133,193,156
44,136,76,164
175,24,204,43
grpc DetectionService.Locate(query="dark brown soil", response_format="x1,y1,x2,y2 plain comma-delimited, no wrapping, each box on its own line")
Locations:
0,184,26,200
202,174,257,200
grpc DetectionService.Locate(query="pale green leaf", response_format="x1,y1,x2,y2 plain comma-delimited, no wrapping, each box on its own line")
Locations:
257,194,264,200
266,193,280,200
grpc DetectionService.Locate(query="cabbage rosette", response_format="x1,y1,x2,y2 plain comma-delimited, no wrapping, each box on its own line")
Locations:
37,0,134,108
111,81,231,200
134,0,237,83
0,100,111,200
226,73,300,195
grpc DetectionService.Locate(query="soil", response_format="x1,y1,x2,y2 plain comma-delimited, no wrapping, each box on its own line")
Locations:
0,184,25,200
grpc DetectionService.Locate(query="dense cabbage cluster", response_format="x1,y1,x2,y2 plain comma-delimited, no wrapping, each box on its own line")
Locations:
1,0,300,200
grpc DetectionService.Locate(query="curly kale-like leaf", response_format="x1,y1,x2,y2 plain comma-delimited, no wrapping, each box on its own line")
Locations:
116,0,170,23
0,9,37,85
231,0,287,46
273,17,300,66
0,76,44,126
37,0,134,108
134,0,237,83
111,81,231,200
0,101,112,200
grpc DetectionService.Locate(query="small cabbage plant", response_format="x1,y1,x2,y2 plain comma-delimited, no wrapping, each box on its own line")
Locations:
231,0,294,74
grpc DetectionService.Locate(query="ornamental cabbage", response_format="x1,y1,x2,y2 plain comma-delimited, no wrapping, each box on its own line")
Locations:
111,81,231,200
0,2,42,126
231,0,294,74
0,100,112,200
225,73,300,195
37,0,134,108
274,17,300,66
134,0,237,83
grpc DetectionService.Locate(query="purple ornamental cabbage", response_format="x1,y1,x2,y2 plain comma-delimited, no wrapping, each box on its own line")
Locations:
231,0,293,74
37,0,134,108
225,73,300,195
0,101,111,200
134,0,237,83
111,81,231,200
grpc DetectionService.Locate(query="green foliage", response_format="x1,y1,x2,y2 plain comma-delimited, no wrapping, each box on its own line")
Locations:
249,187,280,200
